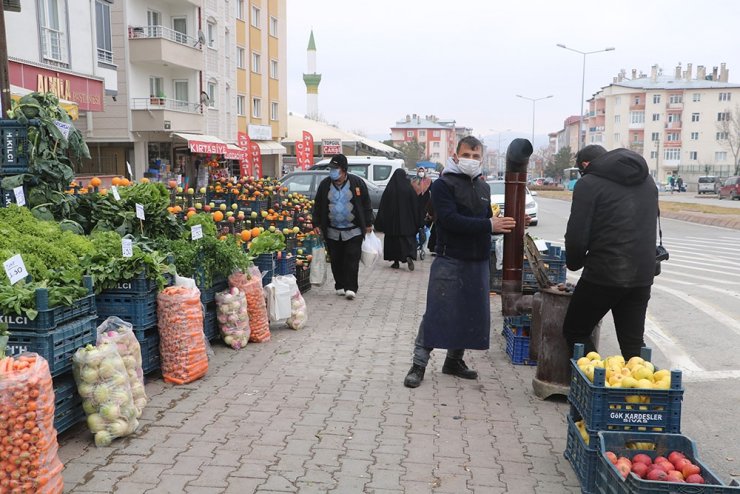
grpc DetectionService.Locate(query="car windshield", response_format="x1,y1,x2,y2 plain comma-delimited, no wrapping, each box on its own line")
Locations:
487,182,505,194
698,177,716,183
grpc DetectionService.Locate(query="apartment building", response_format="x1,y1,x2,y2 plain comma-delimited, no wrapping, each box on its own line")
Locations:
390,114,459,164
553,115,580,154
585,63,740,182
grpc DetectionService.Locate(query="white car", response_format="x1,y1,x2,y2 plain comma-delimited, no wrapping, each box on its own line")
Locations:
487,180,539,226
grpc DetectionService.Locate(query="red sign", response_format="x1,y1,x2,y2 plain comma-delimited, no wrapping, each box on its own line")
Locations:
322,139,342,156
9,60,105,112
224,147,247,160
296,131,314,170
188,140,227,155
249,141,263,177
237,131,249,148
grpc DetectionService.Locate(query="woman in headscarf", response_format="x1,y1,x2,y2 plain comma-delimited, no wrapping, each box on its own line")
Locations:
374,168,421,270
411,165,433,253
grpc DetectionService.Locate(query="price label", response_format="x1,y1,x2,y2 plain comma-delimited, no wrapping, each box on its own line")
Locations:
122,238,133,258
111,186,121,201
135,203,145,220
4,254,29,285
191,224,203,240
13,187,26,207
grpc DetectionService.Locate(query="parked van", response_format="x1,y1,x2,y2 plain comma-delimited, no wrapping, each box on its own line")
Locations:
697,176,721,194
311,156,405,188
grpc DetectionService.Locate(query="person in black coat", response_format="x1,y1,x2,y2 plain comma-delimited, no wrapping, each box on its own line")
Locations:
563,145,659,359
374,169,421,270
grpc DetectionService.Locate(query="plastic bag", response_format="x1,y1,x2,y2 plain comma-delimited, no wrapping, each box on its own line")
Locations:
73,342,140,447
157,286,209,384
310,246,327,286
96,317,147,418
215,287,250,349
494,235,504,271
285,276,308,330
266,277,292,321
229,268,271,342
0,353,64,492
361,231,383,267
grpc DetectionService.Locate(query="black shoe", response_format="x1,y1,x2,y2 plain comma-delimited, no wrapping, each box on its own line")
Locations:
404,364,425,388
407,257,415,271
391,261,400,269
442,358,478,379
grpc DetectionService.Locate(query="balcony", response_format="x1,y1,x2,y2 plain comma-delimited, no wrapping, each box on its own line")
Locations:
665,121,682,129
629,103,645,110
131,98,203,133
128,25,203,71
663,140,682,148
666,102,683,111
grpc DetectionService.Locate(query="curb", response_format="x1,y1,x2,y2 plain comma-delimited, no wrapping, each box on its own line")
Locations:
660,210,740,230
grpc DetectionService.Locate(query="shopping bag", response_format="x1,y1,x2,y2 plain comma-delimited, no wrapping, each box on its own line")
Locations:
266,278,292,321
310,246,327,286
361,231,383,267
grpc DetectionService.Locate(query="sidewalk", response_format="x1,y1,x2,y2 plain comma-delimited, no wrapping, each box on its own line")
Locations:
58,259,581,493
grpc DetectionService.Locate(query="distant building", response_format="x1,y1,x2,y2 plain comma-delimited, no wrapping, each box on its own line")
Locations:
390,114,462,163
302,30,321,120
553,115,581,154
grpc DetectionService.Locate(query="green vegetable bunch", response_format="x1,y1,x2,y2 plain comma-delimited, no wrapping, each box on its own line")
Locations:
183,213,217,239
158,235,251,288
247,231,286,257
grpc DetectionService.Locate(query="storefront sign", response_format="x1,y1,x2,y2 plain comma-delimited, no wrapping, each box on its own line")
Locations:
9,61,104,112
296,131,314,170
322,139,342,156
249,141,263,177
248,125,272,141
224,146,247,161
188,140,227,155
237,131,250,148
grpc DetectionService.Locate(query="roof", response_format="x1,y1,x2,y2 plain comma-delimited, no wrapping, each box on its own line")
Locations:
392,118,454,130
613,75,740,91
307,30,316,51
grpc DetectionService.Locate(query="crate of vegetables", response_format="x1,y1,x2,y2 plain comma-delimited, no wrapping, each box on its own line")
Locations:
96,290,158,330
594,431,740,493
502,315,536,366
137,327,161,375
53,373,84,434
0,119,36,175
275,252,296,276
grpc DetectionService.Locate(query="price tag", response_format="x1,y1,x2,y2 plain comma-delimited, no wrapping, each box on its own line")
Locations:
111,186,121,201
191,224,203,240
13,187,26,207
122,239,133,258
135,203,145,220
534,239,549,252
4,254,29,285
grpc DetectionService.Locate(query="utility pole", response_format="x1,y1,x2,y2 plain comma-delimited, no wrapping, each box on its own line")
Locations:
0,4,11,118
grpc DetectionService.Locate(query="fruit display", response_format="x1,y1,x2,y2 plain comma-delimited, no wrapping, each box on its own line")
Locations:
215,288,250,349
72,343,140,447
576,351,672,390
605,449,706,483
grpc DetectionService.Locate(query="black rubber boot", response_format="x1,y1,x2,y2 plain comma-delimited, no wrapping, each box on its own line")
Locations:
442,358,478,379
403,364,425,388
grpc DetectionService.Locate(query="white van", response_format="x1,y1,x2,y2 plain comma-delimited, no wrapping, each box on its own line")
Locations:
312,156,405,188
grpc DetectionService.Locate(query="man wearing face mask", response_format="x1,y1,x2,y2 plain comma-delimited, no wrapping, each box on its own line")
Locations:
404,136,517,388
312,154,374,300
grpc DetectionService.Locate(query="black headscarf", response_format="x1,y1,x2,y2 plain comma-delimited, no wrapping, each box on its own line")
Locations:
374,169,420,235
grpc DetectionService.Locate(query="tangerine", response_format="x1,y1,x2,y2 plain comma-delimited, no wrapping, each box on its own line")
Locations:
240,230,252,242
111,177,122,186
89,177,102,187
250,227,261,238
212,211,224,222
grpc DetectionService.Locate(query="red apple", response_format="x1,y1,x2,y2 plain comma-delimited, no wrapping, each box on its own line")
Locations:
673,458,691,472
654,456,669,464
682,463,701,478
605,451,618,465
668,451,686,465
647,469,667,481
685,474,705,484
666,470,685,482
616,462,631,479
632,453,652,465
650,462,670,473
617,457,632,470
631,462,649,479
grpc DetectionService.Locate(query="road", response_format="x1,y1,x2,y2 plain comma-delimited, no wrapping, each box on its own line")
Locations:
658,192,740,209
534,197,740,480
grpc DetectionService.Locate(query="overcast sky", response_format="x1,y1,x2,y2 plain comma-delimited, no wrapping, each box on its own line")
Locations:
286,0,740,148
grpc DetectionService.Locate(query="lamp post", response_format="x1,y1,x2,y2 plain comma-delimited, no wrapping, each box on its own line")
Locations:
556,44,615,151
515,94,553,148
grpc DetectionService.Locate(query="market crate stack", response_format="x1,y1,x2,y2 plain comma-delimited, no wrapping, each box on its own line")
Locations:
489,241,566,294
502,315,536,366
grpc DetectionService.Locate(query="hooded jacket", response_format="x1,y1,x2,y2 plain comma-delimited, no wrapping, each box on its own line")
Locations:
565,148,658,287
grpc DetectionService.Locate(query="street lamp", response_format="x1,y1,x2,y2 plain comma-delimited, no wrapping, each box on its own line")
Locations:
556,43,615,151
515,94,553,147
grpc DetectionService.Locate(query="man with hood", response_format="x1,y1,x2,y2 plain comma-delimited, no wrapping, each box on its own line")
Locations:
403,136,517,388
562,145,659,359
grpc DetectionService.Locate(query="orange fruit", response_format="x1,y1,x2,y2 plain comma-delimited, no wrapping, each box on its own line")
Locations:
212,211,224,222
120,178,131,186
99,188,108,195
111,177,122,186
141,177,150,184
240,230,252,242
173,205,182,213
186,210,196,219
250,227,261,238
89,177,102,187
168,180,178,189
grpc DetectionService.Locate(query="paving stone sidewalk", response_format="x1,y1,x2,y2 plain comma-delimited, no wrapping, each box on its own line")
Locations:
59,258,582,493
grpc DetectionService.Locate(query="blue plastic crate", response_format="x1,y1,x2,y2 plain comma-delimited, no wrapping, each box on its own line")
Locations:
595,431,740,494
296,266,311,294
0,276,96,332
198,277,228,304
1,119,36,175
96,290,158,330
203,302,218,341
254,253,275,286
502,316,536,366
6,315,97,377
569,344,683,434
53,374,84,434
100,268,173,295
275,254,296,276
565,413,599,494
137,327,161,375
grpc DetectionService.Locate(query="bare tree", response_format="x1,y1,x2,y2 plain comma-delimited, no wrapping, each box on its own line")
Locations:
717,103,740,175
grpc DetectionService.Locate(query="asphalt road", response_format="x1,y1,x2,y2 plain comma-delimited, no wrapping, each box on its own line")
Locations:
532,197,740,483
658,191,740,208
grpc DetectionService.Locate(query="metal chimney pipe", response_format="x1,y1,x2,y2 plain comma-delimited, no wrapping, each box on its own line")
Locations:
502,138,533,316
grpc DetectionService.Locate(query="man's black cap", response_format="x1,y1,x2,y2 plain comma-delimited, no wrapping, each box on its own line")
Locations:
329,154,348,170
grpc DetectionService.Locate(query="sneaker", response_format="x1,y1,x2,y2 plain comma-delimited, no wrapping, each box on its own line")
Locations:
336,289,345,296
442,358,478,379
407,257,415,271
404,364,425,388
345,290,356,300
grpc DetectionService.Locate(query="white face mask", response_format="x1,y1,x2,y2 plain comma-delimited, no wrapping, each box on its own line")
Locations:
457,158,482,177
417,171,426,178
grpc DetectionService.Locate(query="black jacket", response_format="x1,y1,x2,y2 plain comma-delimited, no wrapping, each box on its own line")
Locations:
433,173,493,261
312,173,374,235
565,148,658,287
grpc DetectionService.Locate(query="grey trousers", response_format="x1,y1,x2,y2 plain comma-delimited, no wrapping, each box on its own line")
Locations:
412,324,464,368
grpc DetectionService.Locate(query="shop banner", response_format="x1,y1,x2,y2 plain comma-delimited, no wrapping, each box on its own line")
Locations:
322,138,342,156
237,131,250,148
249,141,263,177
188,140,227,155
296,131,314,170
240,159,251,177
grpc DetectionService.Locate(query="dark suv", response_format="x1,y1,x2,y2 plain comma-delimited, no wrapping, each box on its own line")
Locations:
718,176,740,200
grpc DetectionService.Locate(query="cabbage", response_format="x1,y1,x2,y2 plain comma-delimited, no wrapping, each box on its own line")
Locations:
80,367,99,384
110,373,128,388
82,400,97,415
98,359,119,380
108,388,131,406
87,413,107,433
78,383,95,398
93,384,111,404
100,403,120,421
108,419,129,436
94,430,113,447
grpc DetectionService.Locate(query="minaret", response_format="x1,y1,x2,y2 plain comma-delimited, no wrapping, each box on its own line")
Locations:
303,30,321,120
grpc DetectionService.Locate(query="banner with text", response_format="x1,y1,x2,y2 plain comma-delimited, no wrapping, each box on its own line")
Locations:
249,141,263,177
322,139,342,156
296,131,315,170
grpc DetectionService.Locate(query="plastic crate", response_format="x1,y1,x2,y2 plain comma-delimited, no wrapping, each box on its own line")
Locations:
275,254,296,276
137,327,161,375
5,315,97,377
246,199,268,214
523,244,567,290
0,119,35,175
285,237,298,255
203,302,218,341
100,268,173,295
53,374,84,434
565,413,599,494
296,266,311,294
96,290,158,330
254,253,275,286
569,344,683,433
0,276,95,332
594,431,740,494
502,316,536,366
198,277,228,304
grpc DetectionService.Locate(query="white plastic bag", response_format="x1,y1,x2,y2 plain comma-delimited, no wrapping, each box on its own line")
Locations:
310,246,327,286
361,231,383,267
266,278,292,321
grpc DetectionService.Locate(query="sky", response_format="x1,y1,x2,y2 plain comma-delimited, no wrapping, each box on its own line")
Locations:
286,0,740,149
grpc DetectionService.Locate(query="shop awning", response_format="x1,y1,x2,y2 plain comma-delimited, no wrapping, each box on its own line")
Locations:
256,141,287,155
224,144,247,161
172,132,228,155
10,85,79,120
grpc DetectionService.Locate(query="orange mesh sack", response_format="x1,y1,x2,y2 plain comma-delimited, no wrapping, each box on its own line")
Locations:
229,268,270,343
157,286,209,384
0,354,64,493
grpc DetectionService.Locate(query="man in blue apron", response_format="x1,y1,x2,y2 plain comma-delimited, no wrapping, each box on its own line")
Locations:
404,136,517,388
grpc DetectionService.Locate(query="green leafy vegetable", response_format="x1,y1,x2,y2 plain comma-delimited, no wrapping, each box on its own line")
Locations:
247,231,286,257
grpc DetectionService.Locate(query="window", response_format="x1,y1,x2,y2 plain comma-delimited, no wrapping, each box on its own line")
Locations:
207,21,216,48
433,131,440,137
692,93,701,102
652,95,661,104
283,174,313,194
269,16,278,37
147,9,160,27
718,112,730,121
652,113,660,121
407,131,413,137
634,97,640,105
668,113,681,123
669,94,682,104
719,92,731,101
252,97,261,118
40,0,68,64
614,133,621,142
629,112,645,124
374,166,393,181
251,52,261,73
270,101,278,121
651,132,660,142
689,151,698,160
236,96,245,115
614,115,621,124
717,132,729,140
207,82,216,107
691,113,700,122
237,48,245,69
95,1,112,63
433,142,440,148
237,0,245,19
251,5,260,28
419,130,426,137
632,134,640,143
149,77,163,97
664,149,680,160
667,132,680,142
270,59,278,79
650,151,657,159
172,17,187,44
690,132,699,140
173,80,188,107
715,151,728,161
